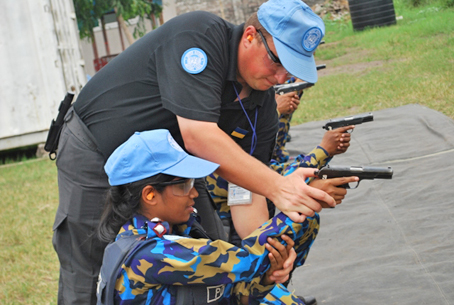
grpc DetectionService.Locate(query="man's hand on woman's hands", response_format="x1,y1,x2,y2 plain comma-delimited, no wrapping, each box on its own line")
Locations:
272,168,336,223
309,176,359,205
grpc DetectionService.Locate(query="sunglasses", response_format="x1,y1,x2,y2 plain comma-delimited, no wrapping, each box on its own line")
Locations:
257,30,281,65
153,178,195,196
257,30,292,78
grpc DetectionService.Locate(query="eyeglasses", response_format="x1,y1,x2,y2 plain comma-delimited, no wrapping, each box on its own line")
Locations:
153,178,195,196
257,30,292,78
257,30,281,65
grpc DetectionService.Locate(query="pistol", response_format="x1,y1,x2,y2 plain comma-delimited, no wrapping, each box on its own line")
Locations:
44,92,75,160
274,65,326,95
322,113,374,131
274,81,314,95
315,165,393,189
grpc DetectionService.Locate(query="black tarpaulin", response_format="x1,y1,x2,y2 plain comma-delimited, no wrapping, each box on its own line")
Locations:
286,104,454,305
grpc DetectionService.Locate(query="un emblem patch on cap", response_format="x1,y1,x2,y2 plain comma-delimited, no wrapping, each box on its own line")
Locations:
302,27,323,52
181,48,208,74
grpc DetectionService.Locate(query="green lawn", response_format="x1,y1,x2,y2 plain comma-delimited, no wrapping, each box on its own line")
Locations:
0,159,59,304
0,0,453,303
292,0,454,124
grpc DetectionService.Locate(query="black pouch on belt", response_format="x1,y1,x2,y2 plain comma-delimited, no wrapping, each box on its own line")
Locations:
44,92,75,160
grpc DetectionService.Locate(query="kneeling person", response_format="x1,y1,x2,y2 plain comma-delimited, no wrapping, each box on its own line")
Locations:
97,129,320,305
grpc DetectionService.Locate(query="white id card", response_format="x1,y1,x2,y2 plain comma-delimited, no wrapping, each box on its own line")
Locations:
227,183,252,206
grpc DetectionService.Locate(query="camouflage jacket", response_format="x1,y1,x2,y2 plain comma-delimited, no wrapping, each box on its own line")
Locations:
111,212,319,304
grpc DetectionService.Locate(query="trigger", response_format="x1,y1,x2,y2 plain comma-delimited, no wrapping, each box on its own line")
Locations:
349,181,360,189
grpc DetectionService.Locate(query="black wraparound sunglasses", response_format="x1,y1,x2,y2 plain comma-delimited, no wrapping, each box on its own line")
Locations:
257,30,282,65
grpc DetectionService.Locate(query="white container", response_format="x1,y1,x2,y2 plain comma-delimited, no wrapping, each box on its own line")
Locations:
0,0,86,151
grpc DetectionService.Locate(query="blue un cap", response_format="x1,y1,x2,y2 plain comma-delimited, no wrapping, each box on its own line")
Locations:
105,130,220,186
258,0,325,83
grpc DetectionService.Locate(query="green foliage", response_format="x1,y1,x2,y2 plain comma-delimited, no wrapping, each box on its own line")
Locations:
74,0,162,40
112,0,156,38
74,0,110,40
441,0,454,7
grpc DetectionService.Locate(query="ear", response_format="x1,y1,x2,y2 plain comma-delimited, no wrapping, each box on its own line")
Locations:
142,185,157,206
243,26,257,46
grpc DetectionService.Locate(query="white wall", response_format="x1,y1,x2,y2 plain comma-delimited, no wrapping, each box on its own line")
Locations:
0,0,85,151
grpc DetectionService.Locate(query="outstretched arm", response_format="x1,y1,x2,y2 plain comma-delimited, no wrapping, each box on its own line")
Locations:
177,116,335,222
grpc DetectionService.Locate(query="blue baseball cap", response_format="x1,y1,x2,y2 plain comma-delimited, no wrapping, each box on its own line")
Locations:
258,0,325,83
104,130,220,186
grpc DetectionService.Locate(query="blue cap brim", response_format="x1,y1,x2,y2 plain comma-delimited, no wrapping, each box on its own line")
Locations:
162,154,220,178
273,37,318,83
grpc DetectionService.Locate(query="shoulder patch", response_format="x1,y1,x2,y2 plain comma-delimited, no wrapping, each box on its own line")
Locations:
302,27,323,52
181,48,208,74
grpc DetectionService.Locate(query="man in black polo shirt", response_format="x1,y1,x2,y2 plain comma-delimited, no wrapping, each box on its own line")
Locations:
52,0,334,303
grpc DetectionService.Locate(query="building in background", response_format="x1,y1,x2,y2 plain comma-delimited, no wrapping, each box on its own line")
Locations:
80,0,272,76
0,0,285,155
80,0,178,76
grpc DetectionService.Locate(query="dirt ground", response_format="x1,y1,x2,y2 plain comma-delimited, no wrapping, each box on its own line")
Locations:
317,48,398,78
311,0,350,21
310,1,392,78
318,59,394,77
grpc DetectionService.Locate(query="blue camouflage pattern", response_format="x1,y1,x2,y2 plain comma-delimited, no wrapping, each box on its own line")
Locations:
110,212,319,304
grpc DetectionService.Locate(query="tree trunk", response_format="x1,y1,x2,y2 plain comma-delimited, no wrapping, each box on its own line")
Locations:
114,7,135,46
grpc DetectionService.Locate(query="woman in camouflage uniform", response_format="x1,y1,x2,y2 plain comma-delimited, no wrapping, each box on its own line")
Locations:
97,129,319,305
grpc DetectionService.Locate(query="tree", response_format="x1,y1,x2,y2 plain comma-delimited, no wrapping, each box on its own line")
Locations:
74,0,162,42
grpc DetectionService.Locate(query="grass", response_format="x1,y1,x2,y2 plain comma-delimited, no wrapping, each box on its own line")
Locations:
0,159,59,304
292,0,454,125
0,0,453,303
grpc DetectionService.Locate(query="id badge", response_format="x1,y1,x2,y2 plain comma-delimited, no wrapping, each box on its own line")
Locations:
227,182,252,206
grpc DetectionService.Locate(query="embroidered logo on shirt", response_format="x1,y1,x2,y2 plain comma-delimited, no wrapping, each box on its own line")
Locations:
207,284,225,303
181,48,208,74
231,127,248,139
302,27,323,52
